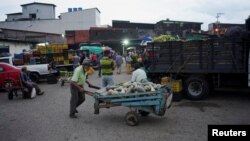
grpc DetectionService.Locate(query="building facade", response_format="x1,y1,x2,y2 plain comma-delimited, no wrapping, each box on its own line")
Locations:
6,2,56,21
0,39,33,57
112,20,155,38
0,28,66,56
0,2,100,34
155,19,203,37
208,23,245,35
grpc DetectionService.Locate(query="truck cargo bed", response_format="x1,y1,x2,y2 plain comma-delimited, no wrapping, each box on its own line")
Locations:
147,38,249,74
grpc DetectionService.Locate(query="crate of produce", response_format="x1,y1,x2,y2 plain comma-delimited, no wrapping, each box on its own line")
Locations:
14,53,23,59
62,44,68,49
29,57,36,65
64,60,69,64
40,50,47,54
13,59,24,65
161,79,182,93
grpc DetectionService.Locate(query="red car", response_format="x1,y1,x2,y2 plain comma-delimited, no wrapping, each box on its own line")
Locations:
0,62,22,91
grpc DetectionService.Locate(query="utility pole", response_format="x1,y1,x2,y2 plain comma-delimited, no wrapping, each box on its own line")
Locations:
215,13,224,35
216,13,224,24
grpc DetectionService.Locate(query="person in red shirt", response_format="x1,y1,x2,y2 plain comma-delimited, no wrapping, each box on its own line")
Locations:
91,54,97,61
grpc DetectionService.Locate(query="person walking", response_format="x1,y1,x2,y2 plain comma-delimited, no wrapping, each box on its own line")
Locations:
72,53,80,70
100,50,115,87
115,52,123,74
69,59,94,118
125,54,132,74
79,52,86,64
96,54,103,77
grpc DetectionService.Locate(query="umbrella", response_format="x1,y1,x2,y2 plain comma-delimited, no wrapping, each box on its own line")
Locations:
140,36,152,45
126,47,135,50
80,46,103,54
102,46,111,51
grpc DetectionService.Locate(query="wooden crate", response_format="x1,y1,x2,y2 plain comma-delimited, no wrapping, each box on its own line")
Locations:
161,80,183,93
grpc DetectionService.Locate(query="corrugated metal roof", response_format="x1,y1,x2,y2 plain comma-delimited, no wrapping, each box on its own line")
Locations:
21,2,56,7
159,20,203,24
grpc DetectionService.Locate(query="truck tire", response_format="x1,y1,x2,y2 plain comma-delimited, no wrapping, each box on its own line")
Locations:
184,76,209,100
30,73,39,83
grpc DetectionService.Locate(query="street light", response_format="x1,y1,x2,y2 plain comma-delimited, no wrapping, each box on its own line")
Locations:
122,39,129,55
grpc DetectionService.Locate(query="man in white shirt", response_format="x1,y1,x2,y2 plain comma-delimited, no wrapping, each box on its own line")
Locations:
131,63,148,83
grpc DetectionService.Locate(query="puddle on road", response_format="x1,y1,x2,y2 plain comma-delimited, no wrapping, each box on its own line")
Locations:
176,102,221,112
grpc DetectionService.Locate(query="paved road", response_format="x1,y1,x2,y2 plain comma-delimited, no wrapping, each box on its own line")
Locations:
0,67,250,141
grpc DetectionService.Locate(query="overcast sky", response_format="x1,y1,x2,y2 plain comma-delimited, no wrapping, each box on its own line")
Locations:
0,0,249,30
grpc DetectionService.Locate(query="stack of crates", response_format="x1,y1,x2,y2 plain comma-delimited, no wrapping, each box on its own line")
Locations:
61,44,69,64
68,51,74,64
37,44,70,65
13,53,24,66
161,77,183,101
23,53,33,65
37,46,47,55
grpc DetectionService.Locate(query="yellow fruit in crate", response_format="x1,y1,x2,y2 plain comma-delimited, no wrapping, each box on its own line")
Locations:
65,45,69,49
64,60,69,64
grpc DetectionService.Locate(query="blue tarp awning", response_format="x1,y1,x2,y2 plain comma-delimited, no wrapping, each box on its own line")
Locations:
80,46,103,54
140,36,152,45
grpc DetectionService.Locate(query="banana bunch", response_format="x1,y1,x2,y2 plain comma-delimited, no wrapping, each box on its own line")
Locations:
153,35,176,42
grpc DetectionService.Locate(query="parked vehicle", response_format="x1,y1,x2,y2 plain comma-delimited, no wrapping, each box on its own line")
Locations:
146,36,250,100
0,57,56,82
0,63,22,90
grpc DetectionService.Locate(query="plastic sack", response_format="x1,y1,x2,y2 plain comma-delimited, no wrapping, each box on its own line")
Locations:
30,88,36,99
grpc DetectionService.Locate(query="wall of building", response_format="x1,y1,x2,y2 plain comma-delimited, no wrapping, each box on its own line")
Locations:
208,23,245,35
0,41,31,56
7,14,23,21
112,20,155,30
0,8,100,34
155,21,202,37
0,20,61,34
22,4,55,20
60,9,100,30
111,20,156,38
89,28,138,42
66,30,90,44
1,28,65,44
95,10,101,28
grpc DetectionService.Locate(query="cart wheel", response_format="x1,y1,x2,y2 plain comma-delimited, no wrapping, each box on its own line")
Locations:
139,110,150,117
4,80,14,90
61,80,65,87
8,90,13,100
125,111,139,126
158,106,167,116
